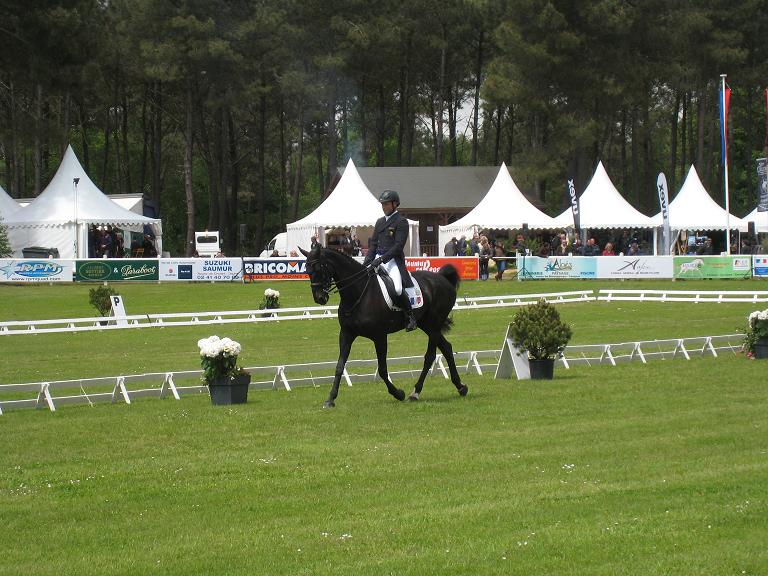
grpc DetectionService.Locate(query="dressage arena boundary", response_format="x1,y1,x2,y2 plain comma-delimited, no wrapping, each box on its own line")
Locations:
0,333,744,415
2,288,767,336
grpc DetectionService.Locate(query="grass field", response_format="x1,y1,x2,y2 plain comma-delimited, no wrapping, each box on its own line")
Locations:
1,279,766,574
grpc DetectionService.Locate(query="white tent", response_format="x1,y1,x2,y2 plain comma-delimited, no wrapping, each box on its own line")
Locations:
286,159,420,256
553,161,656,229
0,183,20,220
438,163,557,249
4,145,162,259
651,165,748,232
742,207,768,234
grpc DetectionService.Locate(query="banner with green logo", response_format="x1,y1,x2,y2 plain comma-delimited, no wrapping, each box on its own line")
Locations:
76,259,159,282
673,256,752,279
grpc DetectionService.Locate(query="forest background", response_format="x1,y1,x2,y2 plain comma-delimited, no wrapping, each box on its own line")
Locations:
1,0,767,256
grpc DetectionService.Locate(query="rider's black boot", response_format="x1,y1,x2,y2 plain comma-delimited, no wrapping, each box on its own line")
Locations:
399,293,418,332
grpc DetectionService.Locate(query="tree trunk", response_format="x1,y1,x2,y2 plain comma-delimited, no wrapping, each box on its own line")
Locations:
696,87,706,172
435,28,446,166
34,83,43,195
376,83,385,166
669,90,680,194
680,92,688,179
151,81,163,211
493,107,502,165
184,81,196,257
471,29,483,166
326,70,337,192
448,84,458,166
291,100,304,221
227,106,238,252
256,93,267,249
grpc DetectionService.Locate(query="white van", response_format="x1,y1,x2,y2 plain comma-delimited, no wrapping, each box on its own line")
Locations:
195,231,221,257
260,232,289,257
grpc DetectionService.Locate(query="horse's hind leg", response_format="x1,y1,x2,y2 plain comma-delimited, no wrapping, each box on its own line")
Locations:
325,329,355,408
436,334,468,396
373,336,405,402
409,334,439,401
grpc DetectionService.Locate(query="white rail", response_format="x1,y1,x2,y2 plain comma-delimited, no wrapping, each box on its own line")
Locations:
0,291,595,336
0,334,744,415
597,289,768,303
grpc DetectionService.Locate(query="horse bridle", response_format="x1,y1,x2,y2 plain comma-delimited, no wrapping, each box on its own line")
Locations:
307,257,373,310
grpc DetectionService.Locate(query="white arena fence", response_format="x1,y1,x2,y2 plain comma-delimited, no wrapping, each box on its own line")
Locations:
3,289,767,337
0,291,594,336
0,334,745,415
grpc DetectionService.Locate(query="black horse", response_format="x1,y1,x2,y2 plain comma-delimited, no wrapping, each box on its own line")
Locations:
300,246,468,408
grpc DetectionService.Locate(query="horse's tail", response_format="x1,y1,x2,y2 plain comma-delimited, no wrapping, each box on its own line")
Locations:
438,264,459,334
438,264,460,290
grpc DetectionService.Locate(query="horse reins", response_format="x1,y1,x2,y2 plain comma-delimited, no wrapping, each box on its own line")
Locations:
308,259,374,312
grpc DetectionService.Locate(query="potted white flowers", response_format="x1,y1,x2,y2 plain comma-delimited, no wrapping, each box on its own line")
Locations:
744,308,768,359
197,335,250,404
259,288,280,317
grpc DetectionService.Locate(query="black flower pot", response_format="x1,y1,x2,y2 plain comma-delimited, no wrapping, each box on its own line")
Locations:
207,374,251,405
754,338,768,359
528,358,555,380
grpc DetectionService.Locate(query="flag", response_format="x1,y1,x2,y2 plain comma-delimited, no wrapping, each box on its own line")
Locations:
567,179,580,232
757,158,768,212
657,173,671,253
719,84,731,167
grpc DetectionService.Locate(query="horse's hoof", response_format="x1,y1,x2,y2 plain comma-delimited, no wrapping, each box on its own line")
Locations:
408,393,420,402
458,384,468,396
323,401,336,409
393,388,406,402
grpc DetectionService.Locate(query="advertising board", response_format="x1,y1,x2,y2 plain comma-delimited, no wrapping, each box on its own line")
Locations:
405,256,479,280
753,255,768,278
673,256,752,279
159,258,242,281
596,256,673,279
76,259,159,282
520,256,597,279
0,259,74,283
243,258,308,281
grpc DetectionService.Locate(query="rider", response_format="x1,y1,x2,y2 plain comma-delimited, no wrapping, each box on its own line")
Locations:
363,189,417,332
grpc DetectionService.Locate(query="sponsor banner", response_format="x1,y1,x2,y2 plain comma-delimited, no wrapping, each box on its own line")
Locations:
521,256,597,279
757,158,768,211
76,259,159,282
753,255,768,278
0,259,74,283
243,258,308,281
597,256,673,279
159,258,242,281
405,256,479,280
673,256,752,279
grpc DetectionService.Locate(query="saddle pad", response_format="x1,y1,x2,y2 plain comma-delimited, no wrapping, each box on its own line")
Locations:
375,274,424,311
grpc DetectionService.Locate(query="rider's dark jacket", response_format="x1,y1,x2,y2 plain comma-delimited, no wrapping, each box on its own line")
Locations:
363,210,413,288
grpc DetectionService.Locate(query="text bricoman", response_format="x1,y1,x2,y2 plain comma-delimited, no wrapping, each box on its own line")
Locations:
247,260,306,274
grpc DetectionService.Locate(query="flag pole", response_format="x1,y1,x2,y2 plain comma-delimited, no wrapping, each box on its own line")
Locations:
721,74,731,255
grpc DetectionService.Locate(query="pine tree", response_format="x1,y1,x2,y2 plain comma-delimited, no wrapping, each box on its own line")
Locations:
0,219,12,258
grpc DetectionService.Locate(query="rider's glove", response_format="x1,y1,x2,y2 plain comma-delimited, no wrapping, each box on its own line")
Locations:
370,257,383,268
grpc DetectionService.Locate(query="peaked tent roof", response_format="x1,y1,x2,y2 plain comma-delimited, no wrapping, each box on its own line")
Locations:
554,161,656,229
4,145,160,230
651,165,747,232
0,183,20,219
438,163,557,249
744,206,768,233
287,159,419,255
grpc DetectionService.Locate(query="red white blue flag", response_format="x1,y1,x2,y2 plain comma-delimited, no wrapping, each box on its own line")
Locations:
719,84,731,167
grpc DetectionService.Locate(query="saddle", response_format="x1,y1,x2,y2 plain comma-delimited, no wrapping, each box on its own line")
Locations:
374,268,424,311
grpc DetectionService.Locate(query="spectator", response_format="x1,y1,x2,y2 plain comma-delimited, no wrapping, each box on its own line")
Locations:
478,235,492,280
513,233,526,254
469,233,480,256
697,237,714,255
627,241,642,256
444,237,457,256
584,237,600,256
602,242,616,256
142,234,158,257
310,235,321,250
457,235,467,255
554,237,570,256
493,241,507,281
351,234,363,256
572,236,584,255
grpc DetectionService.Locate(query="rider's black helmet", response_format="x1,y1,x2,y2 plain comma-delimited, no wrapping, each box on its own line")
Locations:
378,189,400,206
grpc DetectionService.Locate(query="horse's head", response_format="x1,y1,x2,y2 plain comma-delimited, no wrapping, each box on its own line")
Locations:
300,246,332,305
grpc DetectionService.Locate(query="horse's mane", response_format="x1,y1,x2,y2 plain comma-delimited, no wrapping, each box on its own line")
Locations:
317,246,364,270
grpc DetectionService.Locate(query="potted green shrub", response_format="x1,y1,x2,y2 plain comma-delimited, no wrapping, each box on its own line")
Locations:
508,299,572,379
197,335,251,404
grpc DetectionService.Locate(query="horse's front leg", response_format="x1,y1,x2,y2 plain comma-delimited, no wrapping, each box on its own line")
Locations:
436,334,468,397
373,336,406,402
409,334,439,401
325,329,356,408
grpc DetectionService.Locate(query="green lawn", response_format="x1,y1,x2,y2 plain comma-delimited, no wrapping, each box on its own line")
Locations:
0,279,766,574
